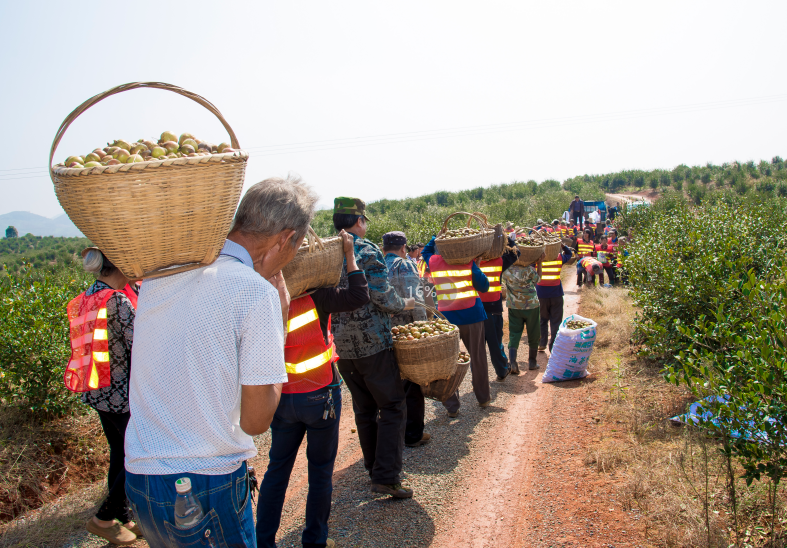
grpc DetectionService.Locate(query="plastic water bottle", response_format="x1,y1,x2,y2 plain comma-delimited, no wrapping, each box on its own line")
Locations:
174,477,204,528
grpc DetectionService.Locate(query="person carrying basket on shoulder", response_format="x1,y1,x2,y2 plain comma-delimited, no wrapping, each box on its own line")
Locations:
421,230,492,417
68,248,140,546
256,229,370,548
502,250,545,371
125,177,315,547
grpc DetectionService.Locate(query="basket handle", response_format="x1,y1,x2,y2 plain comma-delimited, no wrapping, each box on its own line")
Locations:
49,82,241,173
413,300,450,323
438,211,489,236
466,211,489,228
304,226,326,253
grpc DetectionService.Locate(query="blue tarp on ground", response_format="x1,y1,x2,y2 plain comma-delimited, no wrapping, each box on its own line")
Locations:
670,395,779,443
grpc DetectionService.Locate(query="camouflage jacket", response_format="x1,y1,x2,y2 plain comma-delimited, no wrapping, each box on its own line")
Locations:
331,234,406,359
502,265,541,310
385,253,427,326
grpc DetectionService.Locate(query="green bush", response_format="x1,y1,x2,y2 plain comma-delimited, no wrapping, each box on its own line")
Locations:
668,263,787,539
0,262,93,419
625,194,787,361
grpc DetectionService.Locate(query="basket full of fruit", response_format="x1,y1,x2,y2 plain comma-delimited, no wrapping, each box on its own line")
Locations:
514,231,545,266
541,231,563,261
434,212,495,265
421,351,471,402
282,227,344,298
49,82,248,279
391,304,461,386
467,212,505,262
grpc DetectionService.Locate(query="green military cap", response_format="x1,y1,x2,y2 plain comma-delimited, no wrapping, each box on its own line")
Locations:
334,197,369,219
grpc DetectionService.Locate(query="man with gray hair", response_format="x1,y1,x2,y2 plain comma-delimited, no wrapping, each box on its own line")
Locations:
125,176,318,547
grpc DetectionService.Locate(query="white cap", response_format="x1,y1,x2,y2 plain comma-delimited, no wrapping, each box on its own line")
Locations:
175,477,192,493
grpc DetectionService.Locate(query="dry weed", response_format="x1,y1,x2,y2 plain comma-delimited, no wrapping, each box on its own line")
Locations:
580,286,787,547
0,407,107,522
0,483,104,548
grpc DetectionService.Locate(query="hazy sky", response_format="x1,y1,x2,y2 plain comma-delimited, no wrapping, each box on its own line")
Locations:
1,1,785,217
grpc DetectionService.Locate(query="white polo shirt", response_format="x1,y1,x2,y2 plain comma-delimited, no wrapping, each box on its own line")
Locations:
125,240,287,475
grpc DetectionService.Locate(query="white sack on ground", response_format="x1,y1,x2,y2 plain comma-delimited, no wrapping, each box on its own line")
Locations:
542,314,597,383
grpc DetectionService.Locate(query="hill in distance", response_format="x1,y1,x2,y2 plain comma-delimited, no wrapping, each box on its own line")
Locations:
0,211,83,238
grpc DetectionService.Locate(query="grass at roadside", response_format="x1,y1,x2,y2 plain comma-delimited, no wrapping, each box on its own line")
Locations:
0,407,107,536
580,286,787,548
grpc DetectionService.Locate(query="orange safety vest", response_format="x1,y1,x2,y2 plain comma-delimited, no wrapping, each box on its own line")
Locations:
283,294,336,394
65,284,138,393
429,255,479,312
579,256,603,273
577,240,595,257
537,257,563,287
478,258,503,303
417,258,433,284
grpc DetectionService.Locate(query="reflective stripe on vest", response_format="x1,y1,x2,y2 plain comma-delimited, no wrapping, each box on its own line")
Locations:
429,255,479,311
479,258,503,303
537,258,563,286
283,295,336,394
577,241,594,257
65,285,138,393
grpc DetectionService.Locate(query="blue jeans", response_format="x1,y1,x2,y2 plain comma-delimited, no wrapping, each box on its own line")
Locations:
126,462,254,548
256,386,342,548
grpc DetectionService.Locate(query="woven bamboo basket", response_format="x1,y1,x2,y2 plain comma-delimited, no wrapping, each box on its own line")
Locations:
543,234,563,262
468,212,505,261
393,303,460,386
421,358,471,402
282,227,344,298
434,212,495,265
49,82,247,279
515,230,545,266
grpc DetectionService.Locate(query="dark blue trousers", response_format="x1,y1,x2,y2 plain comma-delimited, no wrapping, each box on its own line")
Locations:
484,314,509,377
256,386,342,548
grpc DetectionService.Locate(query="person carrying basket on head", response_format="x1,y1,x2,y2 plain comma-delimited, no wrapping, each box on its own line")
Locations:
68,248,140,546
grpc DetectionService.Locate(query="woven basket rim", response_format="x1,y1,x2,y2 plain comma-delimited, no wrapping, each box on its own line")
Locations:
435,227,495,246
51,150,248,177
393,325,458,347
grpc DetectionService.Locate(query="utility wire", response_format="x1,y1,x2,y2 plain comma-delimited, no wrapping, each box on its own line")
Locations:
1,92,785,183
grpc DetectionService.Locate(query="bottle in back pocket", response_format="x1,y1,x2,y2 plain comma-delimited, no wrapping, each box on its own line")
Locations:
174,477,205,528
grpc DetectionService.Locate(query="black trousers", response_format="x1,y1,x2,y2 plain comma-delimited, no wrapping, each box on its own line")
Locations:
338,349,406,485
95,410,132,523
484,314,509,378
402,380,425,445
539,296,564,351
571,212,583,229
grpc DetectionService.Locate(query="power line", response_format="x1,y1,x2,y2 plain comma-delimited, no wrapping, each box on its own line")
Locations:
1,92,785,184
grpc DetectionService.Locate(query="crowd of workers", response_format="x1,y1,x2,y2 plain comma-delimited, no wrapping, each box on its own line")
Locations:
68,182,628,547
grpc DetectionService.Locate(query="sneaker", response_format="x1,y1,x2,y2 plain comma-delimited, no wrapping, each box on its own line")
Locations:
447,411,458,418
496,368,510,382
537,346,547,352
479,400,491,408
85,520,137,546
125,522,143,537
405,433,431,447
371,482,414,498
326,539,336,548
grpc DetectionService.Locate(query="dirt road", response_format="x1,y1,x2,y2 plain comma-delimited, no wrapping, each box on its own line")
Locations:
258,280,647,548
